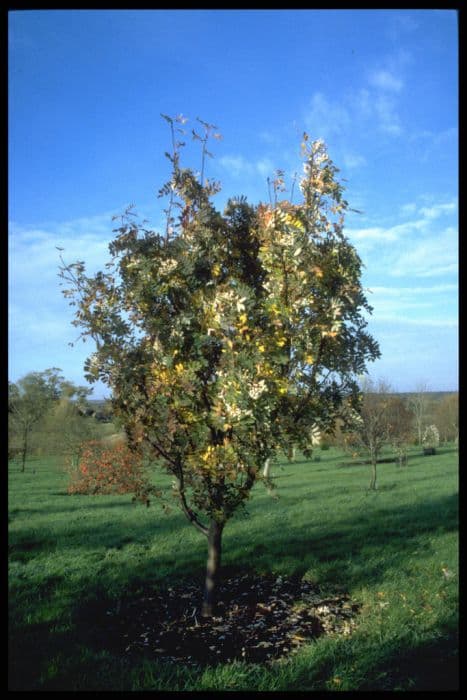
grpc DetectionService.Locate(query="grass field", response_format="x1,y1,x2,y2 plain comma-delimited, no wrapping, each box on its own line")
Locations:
8,445,458,691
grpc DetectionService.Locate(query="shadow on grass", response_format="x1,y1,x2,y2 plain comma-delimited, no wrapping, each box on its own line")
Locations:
10,499,145,517
241,491,458,581
9,487,458,691
361,634,459,691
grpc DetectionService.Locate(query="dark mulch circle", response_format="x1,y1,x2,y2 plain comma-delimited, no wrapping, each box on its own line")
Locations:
102,573,360,667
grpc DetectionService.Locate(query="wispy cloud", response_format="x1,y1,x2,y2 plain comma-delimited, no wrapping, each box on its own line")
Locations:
304,92,351,140
368,69,404,92
400,202,417,215
9,214,117,324
9,213,120,390
305,49,410,142
370,315,458,328
346,197,457,248
9,219,113,293
342,152,367,170
419,201,457,219
369,283,457,296
387,13,419,41
364,283,458,328
218,154,275,179
391,226,458,278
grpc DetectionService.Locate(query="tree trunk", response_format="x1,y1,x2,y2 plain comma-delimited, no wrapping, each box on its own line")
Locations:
263,458,271,478
201,519,224,618
369,459,377,490
21,429,28,473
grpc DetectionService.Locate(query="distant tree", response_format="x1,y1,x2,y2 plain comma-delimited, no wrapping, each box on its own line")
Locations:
408,381,430,445
8,368,65,471
434,393,458,445
422,424,440,455
40,383,97,466
385,396,412,467
344,378,392,490
59,116,379,616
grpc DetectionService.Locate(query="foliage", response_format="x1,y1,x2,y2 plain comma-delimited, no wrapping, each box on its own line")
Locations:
8,368,66,471
422,425,440,449
385,396,413,466
433,394,458,444
37,390,97,465
67,440,150,496
9,370,97,468
407,381,430,445
342,378,392,489
59,115,380,613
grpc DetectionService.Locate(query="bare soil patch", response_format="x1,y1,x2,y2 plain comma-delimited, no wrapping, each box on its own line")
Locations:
103,573,360,666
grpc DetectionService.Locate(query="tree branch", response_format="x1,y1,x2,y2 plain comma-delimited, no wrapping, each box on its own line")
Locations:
175,462,209,537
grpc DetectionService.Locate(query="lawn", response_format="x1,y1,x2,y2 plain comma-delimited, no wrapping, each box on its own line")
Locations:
8,445,458,691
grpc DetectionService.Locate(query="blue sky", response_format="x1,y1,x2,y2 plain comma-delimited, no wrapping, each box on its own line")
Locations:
9,9,458,397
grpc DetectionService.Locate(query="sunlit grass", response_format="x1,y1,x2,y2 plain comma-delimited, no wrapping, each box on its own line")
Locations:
9,445,458,690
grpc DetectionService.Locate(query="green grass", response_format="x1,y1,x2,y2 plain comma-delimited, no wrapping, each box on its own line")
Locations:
9,445,458,691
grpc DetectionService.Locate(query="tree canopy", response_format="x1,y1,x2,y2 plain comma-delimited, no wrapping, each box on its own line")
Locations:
59,116,380,614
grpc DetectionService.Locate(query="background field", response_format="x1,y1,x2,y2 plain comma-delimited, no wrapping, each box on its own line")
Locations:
9,445,458,691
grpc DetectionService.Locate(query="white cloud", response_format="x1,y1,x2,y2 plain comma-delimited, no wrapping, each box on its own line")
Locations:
256,157,275,178
364,282,458,330
304,92,351,139
342,152,367,170
9,219,113,296
9,212,124,390
219,154,275,179
371,315,458,328
347,219,424,244
346,198,457,249
370,284,457,296
348,226,399,242
9,214,118,346
400,202,417,215
306,50,411,140
306,69,404,141
219,155,250,178
374,94,402,135
419,201,457,219
387,13,419,40
391,226,458,278
368,69,404,92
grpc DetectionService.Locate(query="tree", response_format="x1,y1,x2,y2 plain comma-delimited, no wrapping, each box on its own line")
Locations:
344,378,392,490
385,395,412,467
59,116,380,616
8,368,65,471
434,393,458,445
408,381,430,445
422,424,440,455
39,383,97,467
